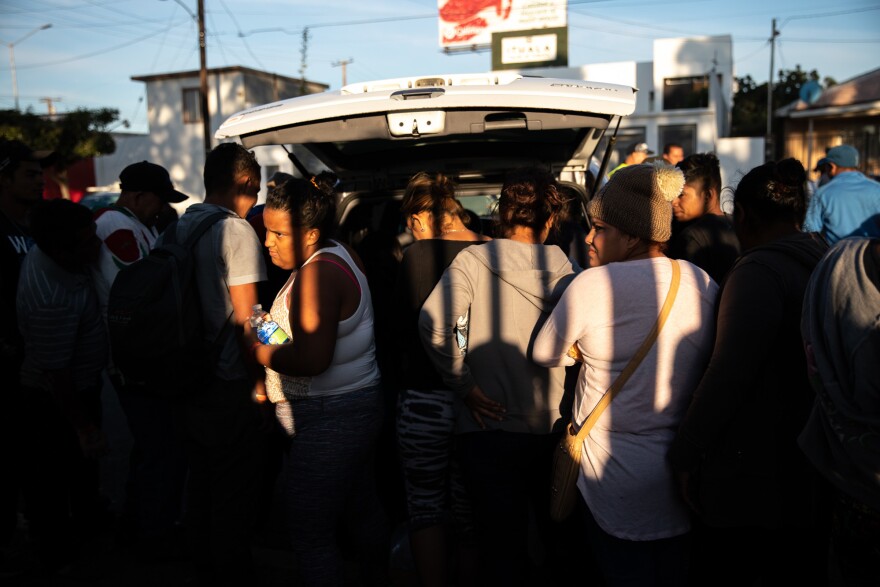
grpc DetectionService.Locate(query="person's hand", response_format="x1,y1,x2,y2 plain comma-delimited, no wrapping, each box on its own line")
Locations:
244,322,260,348
252,378,268,404
676,470,700,514
463,385,505,430
77,427,109,459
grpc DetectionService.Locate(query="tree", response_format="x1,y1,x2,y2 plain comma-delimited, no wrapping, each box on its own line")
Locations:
0,107,120,199
731,65,836,138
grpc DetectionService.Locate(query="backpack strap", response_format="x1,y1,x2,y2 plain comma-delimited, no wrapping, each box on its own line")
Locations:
164,211,229,249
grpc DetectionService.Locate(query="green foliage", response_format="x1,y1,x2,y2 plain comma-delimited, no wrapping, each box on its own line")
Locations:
731,65,837,137
0,107,119,168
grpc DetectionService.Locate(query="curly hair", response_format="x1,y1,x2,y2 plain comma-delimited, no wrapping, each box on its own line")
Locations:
677,152,721,198
497,167,568,237
265,171,339,238
734,158,807,226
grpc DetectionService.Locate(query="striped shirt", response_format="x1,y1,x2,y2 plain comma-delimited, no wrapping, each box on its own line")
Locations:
17,246,107,392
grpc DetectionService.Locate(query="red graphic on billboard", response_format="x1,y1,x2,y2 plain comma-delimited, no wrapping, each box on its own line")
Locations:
439,0,513,45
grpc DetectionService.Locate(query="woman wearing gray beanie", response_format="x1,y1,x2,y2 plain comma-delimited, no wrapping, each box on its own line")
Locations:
533,162,719,586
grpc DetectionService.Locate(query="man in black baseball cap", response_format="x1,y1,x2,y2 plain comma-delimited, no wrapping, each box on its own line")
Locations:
119,161,188,204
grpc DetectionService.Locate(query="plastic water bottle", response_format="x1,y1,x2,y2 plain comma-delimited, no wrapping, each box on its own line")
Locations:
250,304,290,345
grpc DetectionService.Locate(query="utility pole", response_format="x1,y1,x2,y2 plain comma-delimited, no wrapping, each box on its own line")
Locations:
39,97,61,116
766,18,779,162
3,23,52,111
198,0,211,157
332,58,353,87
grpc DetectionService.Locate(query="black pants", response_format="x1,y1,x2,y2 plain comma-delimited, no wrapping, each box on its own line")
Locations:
182,377,266,587
21,384,105,568
456,430,558,586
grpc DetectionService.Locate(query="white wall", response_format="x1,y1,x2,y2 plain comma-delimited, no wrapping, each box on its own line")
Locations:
94,132,151,189
716,136,766,188
653,36,733,112
517,35,737,162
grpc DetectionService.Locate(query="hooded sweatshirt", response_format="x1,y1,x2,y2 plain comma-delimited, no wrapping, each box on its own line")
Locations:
419,238,577,435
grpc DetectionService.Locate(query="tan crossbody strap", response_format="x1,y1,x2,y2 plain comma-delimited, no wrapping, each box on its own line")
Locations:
572,259,681,439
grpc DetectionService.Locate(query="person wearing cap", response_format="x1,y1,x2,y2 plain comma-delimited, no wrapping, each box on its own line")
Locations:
92,161,188,316
533,162,718,586
91,160,189,559
0,138,54,555
607,142,654,179
803,144,880,244
669,159,830,586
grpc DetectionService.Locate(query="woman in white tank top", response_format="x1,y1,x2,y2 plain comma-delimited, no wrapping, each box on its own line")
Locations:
250,173,388,586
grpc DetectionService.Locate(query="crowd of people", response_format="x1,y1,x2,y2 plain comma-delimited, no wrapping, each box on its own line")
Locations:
1,134,878,587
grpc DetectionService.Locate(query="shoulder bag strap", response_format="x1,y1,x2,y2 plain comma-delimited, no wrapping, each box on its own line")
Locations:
572,258,681,440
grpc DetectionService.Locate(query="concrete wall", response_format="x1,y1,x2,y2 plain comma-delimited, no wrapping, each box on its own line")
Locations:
518,35,738,169
95,69,328,207
94,132,151,189
653,36,734,112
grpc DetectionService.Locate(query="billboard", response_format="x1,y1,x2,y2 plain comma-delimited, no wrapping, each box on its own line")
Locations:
491,27,568,69
439,0,567,49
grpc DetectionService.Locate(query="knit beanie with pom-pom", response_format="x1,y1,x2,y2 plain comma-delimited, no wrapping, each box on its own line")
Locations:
588,161,685,243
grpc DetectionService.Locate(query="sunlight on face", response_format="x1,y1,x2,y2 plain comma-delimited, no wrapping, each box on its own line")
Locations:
672,181,707,223
664,146,684,166
263,206,312,271
585,219,630,267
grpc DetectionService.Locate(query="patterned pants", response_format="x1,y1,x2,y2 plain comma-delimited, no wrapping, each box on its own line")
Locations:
396,387,473,534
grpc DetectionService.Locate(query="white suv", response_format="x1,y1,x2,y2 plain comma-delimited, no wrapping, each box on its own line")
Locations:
216,72,636,250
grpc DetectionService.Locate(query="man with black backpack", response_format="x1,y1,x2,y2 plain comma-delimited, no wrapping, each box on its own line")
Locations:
93,161,189,559
158,143,267,586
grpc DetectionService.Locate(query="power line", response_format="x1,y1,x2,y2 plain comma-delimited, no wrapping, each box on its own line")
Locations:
217,0,266,70
10,22,189,70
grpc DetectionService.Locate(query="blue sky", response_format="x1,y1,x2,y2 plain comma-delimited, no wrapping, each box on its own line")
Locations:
1,0,878,134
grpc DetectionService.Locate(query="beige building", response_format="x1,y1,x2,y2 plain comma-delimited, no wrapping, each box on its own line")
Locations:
779,67,880,180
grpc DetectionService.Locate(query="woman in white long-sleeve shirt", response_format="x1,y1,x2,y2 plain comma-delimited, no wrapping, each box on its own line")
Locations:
533,162,718,587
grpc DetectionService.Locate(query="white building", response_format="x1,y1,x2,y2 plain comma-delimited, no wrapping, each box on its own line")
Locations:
94,66,327,206
522,35,763,188
96,38,764,203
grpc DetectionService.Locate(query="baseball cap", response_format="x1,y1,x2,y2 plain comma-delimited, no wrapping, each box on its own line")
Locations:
824,145,858,169
813,157,830,172
0,139,57,173
119,161,188,203
632,142,655,155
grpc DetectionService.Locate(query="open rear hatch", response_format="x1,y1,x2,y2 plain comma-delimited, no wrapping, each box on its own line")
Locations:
215,73,637,188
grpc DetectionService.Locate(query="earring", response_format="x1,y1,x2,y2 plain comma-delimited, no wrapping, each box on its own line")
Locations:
420,227,426,232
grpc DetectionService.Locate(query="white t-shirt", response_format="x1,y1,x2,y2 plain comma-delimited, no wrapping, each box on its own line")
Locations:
92,206,157,317
533,257,718,540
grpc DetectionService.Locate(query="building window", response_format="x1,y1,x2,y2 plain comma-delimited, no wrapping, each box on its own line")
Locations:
183,88,202,124
658,124,697,157
663,76,709,110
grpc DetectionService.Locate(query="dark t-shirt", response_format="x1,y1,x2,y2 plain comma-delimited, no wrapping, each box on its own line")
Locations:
668,213,741,285
0,212,33,369
394,238,485,390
